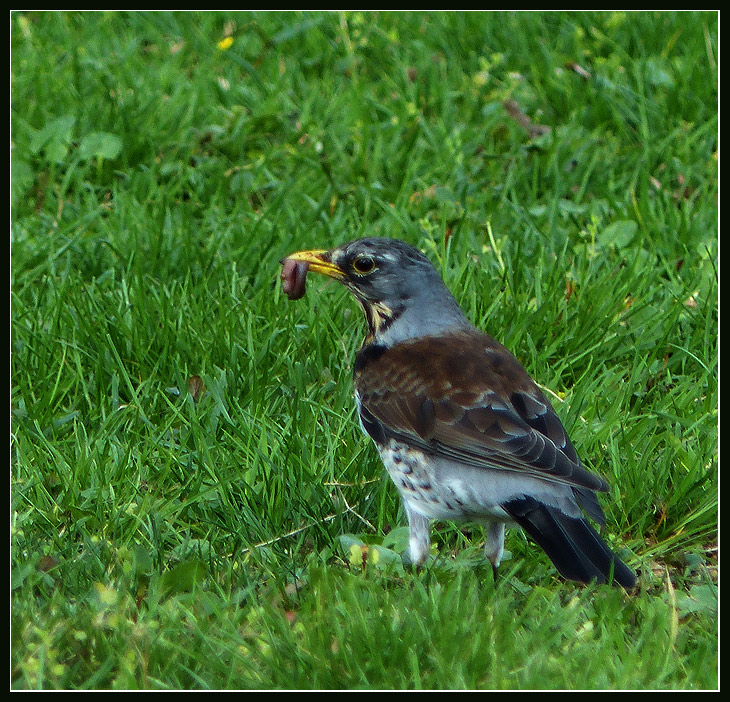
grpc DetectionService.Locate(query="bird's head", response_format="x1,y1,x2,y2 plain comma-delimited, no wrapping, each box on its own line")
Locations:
283,237,470,345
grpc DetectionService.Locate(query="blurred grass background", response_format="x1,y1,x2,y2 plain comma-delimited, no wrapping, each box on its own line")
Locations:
11,11,717,690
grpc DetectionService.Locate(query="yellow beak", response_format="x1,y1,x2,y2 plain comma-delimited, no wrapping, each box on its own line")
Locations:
284,249,345,280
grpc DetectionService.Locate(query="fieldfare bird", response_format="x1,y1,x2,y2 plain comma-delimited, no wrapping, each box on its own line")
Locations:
281,238,636,588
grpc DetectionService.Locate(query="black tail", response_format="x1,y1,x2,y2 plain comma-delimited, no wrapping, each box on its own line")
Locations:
504,497,636,589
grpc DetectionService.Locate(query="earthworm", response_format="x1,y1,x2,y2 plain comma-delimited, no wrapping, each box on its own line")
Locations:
280,258,309,300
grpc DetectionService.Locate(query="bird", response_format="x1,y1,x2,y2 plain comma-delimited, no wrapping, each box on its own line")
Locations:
281,237,636,588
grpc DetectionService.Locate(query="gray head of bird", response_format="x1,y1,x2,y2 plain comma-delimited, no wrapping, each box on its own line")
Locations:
283,237,472,345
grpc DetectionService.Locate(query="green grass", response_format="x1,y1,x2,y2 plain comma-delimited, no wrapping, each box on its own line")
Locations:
11,10,717,690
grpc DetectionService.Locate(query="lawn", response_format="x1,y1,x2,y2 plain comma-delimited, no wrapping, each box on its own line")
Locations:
11,10,718,690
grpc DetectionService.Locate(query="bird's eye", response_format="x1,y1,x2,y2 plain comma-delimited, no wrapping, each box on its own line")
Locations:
352,255,376,275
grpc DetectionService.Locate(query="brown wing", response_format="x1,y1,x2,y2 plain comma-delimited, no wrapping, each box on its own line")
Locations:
354,330,609,495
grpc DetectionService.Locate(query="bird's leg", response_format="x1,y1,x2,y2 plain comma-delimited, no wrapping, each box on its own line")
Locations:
484,522,505,580
404,503,431,566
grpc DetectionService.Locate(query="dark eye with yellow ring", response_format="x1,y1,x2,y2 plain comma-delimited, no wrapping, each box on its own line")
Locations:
352,255,376,275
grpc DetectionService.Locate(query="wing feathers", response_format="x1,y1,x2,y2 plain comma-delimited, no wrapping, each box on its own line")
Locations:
354,331,607,493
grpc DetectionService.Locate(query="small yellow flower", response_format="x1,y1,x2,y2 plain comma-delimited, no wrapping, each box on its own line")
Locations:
217,36,234,51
